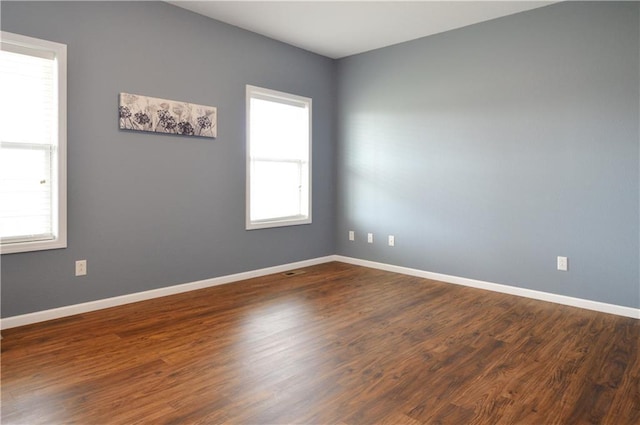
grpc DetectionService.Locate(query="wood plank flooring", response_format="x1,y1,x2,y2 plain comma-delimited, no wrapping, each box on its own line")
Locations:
2,262,639,424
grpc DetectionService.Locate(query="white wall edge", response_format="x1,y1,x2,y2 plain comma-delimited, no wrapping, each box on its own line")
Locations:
334,256,640,320
0,256,336,330
3,254,638,329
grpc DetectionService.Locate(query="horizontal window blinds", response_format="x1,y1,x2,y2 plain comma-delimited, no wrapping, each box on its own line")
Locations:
0,45,56,244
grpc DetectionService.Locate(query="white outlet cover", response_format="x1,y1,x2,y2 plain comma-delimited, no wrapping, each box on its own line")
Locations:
557,256,568,271
75,260,87,276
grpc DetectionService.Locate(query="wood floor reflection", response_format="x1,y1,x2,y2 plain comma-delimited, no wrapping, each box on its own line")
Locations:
2,262,638,424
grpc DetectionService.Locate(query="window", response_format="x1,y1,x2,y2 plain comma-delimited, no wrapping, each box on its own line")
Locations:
0,32,67,254
246,85,311,230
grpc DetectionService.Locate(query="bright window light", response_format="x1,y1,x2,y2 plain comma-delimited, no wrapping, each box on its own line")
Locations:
246,85,311,230
0,31,67,254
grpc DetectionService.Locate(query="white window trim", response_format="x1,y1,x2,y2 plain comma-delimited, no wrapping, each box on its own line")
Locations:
1,31,67,254
246,85,312,230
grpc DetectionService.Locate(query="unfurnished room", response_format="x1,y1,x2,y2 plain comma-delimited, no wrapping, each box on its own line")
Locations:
1,1,639,424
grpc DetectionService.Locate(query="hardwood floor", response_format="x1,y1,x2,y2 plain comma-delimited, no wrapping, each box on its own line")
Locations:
2,262,638,424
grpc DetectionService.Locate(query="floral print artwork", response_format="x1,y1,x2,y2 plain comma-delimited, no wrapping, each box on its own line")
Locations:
119,93,216,138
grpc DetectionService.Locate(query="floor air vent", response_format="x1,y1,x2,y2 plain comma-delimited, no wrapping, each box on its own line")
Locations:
283,270,306,277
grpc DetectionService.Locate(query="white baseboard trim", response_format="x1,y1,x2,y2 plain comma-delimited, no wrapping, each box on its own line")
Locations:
0,256,336,330
2,254,637,329
334,256,640,319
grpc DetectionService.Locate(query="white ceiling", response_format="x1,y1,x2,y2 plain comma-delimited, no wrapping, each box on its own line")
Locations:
167,1,556,59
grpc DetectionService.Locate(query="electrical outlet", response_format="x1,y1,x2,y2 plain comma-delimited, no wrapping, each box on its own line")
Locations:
388,235,395,247
349,230,355,241
75,260,87,276
557,256,568,272
367,233,373,244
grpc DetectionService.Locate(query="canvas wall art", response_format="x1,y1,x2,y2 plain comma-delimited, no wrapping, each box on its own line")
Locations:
119,93,217,138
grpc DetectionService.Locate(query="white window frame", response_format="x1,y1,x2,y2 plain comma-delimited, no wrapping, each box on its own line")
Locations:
1,31,67,254
246,85,312,230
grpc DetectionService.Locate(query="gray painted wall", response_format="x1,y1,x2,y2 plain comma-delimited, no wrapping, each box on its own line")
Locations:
1,1,336,317
2,1,638,318
336,1,640,308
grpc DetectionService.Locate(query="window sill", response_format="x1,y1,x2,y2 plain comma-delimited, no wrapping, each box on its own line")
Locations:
246,216,312,230
1,238,67,254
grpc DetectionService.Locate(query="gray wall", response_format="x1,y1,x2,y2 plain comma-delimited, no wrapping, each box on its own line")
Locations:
336,1,640,308
2,1,638,318
1,1,336,317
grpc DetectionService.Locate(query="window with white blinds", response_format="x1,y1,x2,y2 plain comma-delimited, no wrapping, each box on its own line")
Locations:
246,85,312,230
0,32,67,254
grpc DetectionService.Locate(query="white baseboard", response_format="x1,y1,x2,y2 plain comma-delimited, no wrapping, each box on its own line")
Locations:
2,254,637,329
0,256,336,330
334,255,640,319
